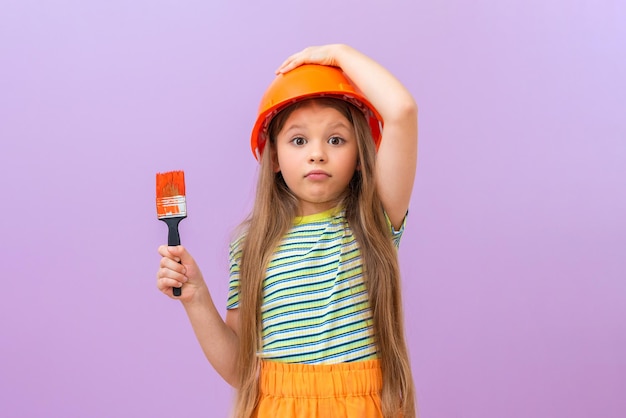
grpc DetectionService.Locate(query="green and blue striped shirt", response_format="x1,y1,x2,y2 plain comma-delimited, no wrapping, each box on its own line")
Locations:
227,207,404,364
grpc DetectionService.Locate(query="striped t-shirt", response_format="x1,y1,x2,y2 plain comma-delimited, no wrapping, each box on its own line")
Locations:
227,207,405,364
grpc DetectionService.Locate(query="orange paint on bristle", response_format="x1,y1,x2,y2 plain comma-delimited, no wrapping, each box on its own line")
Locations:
156,170,187,219
156,170,186,198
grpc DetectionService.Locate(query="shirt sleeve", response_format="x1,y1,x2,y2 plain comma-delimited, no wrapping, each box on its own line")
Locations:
384,210,408,249
226,236,243,309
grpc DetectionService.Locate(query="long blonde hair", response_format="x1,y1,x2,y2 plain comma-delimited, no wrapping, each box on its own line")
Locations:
233,98,416,418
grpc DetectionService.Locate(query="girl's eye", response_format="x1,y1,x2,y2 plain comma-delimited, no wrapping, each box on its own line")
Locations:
328,136,345,145
291,137,307,146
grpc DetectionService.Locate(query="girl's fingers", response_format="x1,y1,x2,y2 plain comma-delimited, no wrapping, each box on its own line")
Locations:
156,259,189,293
156,276,183,293
157,244,181,262
159,256,186,274
276,47,338,74
276,56,299,74
276,47,320,73
157,265,187,282
156,269,189,299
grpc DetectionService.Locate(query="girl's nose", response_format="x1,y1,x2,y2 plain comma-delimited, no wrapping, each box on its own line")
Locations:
308,141,326,163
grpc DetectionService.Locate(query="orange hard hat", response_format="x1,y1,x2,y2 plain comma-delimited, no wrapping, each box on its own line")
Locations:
250,64,384,160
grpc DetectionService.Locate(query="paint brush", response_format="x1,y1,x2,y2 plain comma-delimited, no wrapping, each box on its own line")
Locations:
156,170,187,297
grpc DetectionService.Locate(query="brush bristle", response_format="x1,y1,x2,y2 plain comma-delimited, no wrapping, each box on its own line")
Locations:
156,170,187,219
156,170,186,197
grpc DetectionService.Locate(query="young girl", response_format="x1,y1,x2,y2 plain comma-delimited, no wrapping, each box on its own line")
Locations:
156,44,418,418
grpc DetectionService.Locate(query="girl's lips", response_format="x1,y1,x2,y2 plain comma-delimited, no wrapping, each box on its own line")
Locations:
305,170,330,180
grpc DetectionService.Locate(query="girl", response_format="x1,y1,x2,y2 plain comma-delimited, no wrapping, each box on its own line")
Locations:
156,44,418,418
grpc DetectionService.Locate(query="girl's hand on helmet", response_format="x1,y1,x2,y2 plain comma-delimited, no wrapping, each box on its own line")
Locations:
156,245,208,302
276,44,350,74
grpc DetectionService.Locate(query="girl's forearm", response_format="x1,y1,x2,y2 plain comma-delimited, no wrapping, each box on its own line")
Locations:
333,44,417,124
182,289,240,387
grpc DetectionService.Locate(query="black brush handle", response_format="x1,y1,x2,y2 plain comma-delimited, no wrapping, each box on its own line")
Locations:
162,217,184,297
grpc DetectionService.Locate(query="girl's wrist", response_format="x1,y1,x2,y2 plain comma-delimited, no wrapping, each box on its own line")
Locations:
331,43,351,67
181,283,211,308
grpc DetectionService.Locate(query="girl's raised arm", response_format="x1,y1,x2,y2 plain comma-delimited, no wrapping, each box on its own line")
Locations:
277,44,418,229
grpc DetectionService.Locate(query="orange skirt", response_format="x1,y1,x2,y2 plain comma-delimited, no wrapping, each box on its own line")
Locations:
252,359,384,418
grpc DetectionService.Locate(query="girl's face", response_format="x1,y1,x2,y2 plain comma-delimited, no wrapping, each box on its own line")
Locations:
273,101,359,216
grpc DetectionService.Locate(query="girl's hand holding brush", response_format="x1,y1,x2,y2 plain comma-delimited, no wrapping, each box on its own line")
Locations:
156,245,207,302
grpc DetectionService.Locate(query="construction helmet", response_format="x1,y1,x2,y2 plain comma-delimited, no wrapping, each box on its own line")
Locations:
250,64,383,160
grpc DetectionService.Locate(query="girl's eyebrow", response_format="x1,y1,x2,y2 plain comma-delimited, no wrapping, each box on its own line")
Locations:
327,121,352,130
281,124,304,135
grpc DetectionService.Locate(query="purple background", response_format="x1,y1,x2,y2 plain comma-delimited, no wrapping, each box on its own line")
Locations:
1,1,624,417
